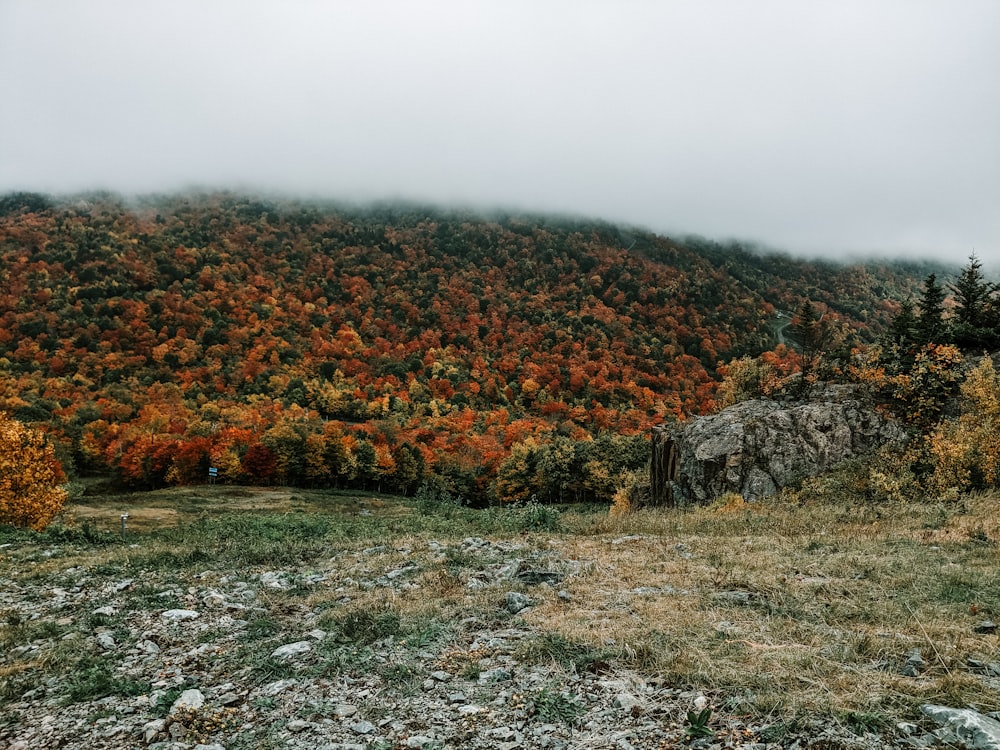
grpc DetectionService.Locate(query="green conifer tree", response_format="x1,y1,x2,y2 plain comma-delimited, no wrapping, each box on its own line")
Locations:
916,273,947,345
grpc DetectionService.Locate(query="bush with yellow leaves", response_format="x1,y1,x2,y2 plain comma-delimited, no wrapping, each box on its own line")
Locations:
928,357,1000,495
0,412,67,530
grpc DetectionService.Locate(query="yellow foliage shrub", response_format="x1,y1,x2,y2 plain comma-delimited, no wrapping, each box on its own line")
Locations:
608,485,633,517
709,492,748,513
717,357,778,408
0,413,68,530
928,357,1000,495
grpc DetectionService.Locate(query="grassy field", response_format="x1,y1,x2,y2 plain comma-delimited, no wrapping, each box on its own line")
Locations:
3,484,1000,739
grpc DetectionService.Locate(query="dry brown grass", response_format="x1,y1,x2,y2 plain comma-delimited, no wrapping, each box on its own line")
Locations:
526,495,1000,721
289,492,1000,723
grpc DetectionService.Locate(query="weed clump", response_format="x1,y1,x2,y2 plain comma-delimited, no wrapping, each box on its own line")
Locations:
482,499,561,533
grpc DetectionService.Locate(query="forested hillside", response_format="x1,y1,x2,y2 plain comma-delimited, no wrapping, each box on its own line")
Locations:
0,192,940,502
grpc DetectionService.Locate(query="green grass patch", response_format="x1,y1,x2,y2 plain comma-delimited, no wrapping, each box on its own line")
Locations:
61,656,147,704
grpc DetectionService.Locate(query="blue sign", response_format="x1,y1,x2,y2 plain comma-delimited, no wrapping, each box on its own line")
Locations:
208,467,218,477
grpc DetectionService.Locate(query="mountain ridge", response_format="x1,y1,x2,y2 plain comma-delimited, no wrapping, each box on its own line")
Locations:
0,191,948,501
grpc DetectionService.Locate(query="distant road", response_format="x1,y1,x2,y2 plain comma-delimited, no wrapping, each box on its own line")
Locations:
769,312,793,346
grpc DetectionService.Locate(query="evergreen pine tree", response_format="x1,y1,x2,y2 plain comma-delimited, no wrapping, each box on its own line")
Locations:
950,254,997,351
888,297,917,347
916,273,946,345
951,254,988,327
791,299,833,384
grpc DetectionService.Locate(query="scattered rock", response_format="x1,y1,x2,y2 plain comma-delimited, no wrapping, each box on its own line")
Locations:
271,641,312,660
143,718,166,743
350,720,377,735
262,678,298,696
170,688,205,713
406,735,436,748
260,571,291,590
901,648,927,676
968,658,1000,676
516,569,564,585
160,609,200,622
202,591,226,608
505,591,531,614
974,620,998,634
922,704,1000,750
614,693,641,713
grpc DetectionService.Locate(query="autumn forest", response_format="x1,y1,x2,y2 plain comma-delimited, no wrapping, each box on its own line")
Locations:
0,192,940,505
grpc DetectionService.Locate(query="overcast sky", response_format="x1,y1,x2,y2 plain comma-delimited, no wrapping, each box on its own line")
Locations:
1,1,998,264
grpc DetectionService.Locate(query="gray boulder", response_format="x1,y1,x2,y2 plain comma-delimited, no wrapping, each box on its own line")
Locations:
651,394,906,505
922,704,1000,750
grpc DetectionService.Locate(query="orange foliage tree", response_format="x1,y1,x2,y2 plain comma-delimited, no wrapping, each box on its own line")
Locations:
0,413,67,530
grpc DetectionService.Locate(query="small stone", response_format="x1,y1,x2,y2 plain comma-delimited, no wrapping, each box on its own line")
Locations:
202,591,226,608
160,609,200,621
901,648,927,676
92,605,117,617
307,629,327,640
505,591,531,614
287,719,311,732
271,641,311,660
448,692,467,703
430,670,452,682
262,678,298,696
974,620,998,634
406,736,435,748
614,693,641,713
334,703,358,717
170,688,205,713
458,704,482,716
516,569,564,585
479,668,512,683
489,726,518,741
217,692,240,706
610,535,644,545
143,718,165,743
386,565,417,580
351,720,377,735
96,631,116,650
260,571,291,590
558,590,573,601
137,639,161,655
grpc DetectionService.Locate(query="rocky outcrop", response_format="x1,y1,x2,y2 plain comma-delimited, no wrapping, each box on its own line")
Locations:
651,392,907,506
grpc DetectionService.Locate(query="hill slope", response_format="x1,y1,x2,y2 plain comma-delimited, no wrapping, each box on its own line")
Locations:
0,192,943,500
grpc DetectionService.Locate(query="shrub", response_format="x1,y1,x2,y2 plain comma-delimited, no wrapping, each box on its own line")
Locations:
928,357,1000,494
0,413,67,531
